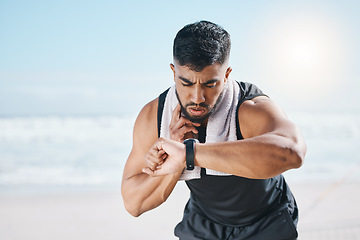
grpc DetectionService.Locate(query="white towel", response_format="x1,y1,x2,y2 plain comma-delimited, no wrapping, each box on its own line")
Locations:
160,78,241,180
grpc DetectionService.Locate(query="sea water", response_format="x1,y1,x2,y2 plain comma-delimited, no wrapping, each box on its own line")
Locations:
0,116,134,193
0,112,359,194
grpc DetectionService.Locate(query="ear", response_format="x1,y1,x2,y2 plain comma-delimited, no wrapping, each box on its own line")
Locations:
224,66,232,82
170,63,175,81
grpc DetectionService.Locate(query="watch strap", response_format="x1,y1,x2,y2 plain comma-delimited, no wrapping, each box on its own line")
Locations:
183,139,199,170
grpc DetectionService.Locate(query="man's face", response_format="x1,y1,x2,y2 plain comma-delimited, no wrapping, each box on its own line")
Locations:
170,62,232,123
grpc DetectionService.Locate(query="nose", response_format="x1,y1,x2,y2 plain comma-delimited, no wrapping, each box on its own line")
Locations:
190,85,205,104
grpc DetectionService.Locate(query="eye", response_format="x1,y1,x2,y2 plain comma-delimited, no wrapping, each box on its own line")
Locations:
205,82,216,88
180,80,194,87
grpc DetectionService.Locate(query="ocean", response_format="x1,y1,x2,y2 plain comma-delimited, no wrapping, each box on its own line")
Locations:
0,112,359,194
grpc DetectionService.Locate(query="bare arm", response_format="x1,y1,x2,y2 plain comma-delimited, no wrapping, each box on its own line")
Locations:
121,99,182,217
194,96,307,179
145,96,306,179
121,100,199,217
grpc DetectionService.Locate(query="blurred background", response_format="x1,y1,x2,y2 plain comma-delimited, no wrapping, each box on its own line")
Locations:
1,0,359,239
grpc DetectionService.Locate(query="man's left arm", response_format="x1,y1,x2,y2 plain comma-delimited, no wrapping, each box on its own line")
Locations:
194,96,307,179
143,96,307,179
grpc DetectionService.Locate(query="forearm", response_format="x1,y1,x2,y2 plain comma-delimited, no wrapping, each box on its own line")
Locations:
195,133,305,179
121,170,183,217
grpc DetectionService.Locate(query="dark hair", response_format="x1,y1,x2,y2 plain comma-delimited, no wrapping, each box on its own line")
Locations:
173,20,231,72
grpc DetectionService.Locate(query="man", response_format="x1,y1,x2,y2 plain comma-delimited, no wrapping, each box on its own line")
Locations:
121,20,306,240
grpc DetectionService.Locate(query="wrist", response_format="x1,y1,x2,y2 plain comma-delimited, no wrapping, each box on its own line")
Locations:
183,138,199,170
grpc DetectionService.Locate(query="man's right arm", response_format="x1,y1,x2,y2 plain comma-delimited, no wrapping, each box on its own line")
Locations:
121,98,183,217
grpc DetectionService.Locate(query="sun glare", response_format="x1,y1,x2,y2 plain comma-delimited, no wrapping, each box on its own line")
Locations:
290,41,317,65
257,13,346,99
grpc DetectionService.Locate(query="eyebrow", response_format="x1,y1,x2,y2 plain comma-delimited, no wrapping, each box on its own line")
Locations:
179,76,219,85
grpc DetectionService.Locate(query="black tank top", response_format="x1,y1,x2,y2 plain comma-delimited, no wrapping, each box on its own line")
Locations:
157,81,295,227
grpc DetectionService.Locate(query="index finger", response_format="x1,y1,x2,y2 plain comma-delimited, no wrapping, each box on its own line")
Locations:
171,103,182,123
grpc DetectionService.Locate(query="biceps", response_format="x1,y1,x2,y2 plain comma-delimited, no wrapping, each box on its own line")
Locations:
122,149,145,181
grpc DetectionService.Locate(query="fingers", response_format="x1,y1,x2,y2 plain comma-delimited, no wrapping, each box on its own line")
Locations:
144,141,167,171
142,144,165,177
143,138,186,177
169,104,201,142
173,116,200,130
171,118,198,133
142,167,157,176
144,150,167,170
170,103,181,124
142,166,165,177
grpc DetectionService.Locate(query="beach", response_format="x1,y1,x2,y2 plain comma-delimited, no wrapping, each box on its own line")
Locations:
1,115,359,239
1,180,360,240
2,0,360,238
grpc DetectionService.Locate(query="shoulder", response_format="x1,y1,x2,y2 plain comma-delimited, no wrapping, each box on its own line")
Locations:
138,98,158,120
239,96,283,114
133,98,158,141
238,96,289,139
122,98,159,181
133,86,171,147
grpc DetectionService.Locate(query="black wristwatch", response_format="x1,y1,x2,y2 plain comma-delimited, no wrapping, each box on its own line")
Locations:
183,138,199,170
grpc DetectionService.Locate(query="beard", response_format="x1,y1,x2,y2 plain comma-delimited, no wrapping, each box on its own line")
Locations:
175,89,224,124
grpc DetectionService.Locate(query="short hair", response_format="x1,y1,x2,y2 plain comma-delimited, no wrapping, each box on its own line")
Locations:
173,20,231,72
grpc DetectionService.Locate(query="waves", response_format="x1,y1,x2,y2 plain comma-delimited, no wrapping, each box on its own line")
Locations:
0,112,359,190
0,116,135,189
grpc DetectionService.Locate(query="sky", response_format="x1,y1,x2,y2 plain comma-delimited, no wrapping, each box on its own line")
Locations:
0,0,359,116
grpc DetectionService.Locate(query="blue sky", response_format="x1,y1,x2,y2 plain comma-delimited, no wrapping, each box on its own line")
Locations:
0,0,359,116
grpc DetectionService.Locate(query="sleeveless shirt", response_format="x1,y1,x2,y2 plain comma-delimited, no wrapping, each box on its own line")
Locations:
157,81,297,227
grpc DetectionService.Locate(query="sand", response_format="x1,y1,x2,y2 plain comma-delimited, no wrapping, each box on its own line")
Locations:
1,180,360,240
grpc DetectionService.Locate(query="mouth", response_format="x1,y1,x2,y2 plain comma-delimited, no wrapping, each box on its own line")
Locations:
188,107,206,117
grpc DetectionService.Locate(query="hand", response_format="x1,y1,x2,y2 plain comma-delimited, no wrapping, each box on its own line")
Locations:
142,137,186,177
169,103,201,142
